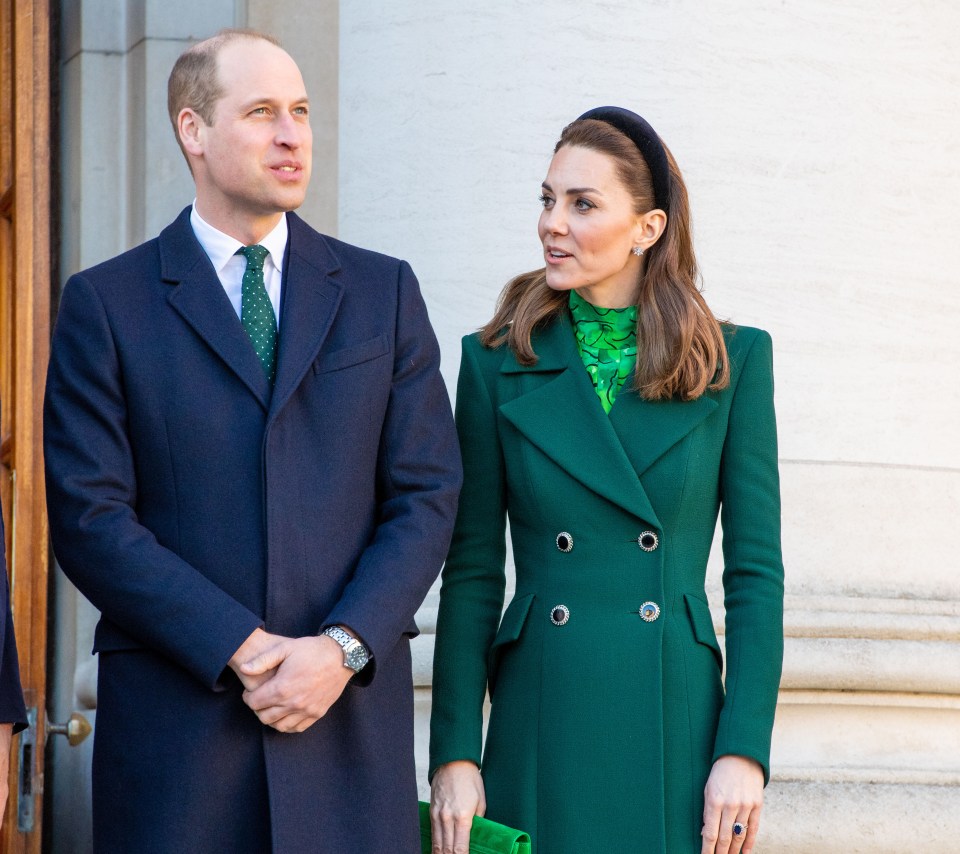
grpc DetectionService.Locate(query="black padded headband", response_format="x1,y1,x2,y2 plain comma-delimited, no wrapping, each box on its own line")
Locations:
577,106,671,213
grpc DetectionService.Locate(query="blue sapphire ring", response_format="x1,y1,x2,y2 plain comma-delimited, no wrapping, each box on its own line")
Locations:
733,822,747,837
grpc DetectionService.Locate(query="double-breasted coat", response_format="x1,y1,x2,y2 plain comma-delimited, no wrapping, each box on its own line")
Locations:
44,208,462,853
430,313,784,853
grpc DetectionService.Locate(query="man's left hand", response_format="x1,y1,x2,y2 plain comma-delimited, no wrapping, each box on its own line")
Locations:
239,635,353,732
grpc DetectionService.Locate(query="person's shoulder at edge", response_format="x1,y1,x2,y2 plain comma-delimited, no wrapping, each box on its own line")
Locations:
286,212,411,279
721,321,771,350
459,328,511,376
720,322,774,378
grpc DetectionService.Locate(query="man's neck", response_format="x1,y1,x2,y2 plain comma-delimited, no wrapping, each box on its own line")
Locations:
193,200,285,246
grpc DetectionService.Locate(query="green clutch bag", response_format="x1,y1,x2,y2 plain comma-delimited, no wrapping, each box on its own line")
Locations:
418,801,532,854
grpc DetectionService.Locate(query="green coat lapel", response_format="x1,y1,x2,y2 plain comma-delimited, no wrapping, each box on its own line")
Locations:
609,386,718,476
498,314,662,528
498,313,722,525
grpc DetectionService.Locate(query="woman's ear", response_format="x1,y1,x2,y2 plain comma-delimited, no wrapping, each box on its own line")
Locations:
634,208,668,251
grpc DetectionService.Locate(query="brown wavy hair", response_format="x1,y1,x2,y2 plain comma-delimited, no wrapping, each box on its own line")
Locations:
480,118,729,400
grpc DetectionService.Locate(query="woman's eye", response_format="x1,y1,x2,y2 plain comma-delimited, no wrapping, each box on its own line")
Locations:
539,194,554,208
575,198,595,211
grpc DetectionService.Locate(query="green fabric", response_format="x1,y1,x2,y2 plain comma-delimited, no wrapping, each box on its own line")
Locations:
568,289,637,413
430,314,784,853
419,801,532,854
239,244,278,385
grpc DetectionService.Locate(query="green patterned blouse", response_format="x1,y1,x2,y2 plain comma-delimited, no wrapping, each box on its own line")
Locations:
568,289,638,414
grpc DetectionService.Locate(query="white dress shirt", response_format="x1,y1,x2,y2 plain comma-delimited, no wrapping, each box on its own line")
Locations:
189,203,287,328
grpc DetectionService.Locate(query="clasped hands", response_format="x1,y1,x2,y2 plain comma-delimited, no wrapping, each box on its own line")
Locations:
228,627,354,733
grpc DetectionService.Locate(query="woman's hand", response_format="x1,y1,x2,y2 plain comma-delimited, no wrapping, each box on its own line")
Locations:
430,760,486,854
701,754,764,854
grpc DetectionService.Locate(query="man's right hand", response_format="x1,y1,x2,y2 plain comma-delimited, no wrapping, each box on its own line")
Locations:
429,760,486,854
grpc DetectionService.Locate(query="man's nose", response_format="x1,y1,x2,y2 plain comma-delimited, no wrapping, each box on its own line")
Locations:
274,114,304,148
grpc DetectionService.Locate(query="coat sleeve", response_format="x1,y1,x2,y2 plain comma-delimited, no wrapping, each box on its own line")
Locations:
713,329,785,784
321,261,462,683
428,334,508,777
43,274,264,690
0,510,27,731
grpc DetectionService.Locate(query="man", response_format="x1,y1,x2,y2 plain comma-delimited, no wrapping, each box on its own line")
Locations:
0,461,28,829
44,29,461,853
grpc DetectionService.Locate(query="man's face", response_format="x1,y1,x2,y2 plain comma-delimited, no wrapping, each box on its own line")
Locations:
192,38,312,237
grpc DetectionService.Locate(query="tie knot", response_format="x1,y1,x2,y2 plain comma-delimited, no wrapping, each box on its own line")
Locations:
240,244,269,269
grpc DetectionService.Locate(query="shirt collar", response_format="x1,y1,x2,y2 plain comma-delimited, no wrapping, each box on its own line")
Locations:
190,203,289,275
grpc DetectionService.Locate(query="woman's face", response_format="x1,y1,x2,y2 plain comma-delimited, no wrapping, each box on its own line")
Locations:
538,145,648,308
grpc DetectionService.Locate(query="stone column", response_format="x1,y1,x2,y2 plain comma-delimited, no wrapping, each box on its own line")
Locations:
52,3,241,851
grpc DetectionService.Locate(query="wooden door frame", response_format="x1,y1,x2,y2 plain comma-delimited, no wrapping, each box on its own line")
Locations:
1,0,51,851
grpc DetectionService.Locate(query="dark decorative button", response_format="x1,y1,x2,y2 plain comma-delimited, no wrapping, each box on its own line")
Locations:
556,532,573,553
550,605,570,626
638,531,659,552
638,601,660,622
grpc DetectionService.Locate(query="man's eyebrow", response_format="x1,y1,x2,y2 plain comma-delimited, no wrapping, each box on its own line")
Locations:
238,95,310,109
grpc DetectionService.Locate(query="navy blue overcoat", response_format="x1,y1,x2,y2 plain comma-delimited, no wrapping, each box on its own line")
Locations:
0,433,27,731
44,209,461,853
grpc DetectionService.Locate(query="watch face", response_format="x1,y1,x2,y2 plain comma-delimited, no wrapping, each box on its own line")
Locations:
345,644,369,672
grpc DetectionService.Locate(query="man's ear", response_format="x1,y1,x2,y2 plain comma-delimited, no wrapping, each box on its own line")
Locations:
178,108,205,157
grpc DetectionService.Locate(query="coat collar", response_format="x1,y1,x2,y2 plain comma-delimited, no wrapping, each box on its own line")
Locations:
160,208,343,417
497,313,717,527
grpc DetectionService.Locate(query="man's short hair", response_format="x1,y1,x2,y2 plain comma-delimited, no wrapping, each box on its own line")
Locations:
167,28,282,160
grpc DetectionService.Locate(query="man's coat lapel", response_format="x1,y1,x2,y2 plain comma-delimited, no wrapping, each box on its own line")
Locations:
161,209,273,410
268,214,344,418
160,210,345,416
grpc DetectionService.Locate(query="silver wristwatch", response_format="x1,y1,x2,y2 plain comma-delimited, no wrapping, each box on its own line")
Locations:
321,625,371,673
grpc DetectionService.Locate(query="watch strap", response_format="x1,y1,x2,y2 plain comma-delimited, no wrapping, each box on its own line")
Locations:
321,625,370,673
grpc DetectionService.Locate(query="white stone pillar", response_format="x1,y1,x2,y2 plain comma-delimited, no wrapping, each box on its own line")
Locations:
52,3,240,851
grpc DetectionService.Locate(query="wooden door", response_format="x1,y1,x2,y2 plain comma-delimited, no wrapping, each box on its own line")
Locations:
0,0,51,851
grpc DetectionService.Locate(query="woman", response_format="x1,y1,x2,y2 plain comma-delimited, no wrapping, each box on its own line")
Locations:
429,107,783,854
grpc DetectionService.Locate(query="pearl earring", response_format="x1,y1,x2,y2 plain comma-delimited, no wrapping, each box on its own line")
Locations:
632,246,644,257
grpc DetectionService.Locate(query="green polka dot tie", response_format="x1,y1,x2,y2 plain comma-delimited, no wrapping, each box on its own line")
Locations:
239,244,278,385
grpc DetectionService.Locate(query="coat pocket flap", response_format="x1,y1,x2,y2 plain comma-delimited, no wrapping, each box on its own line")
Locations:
684,593,722,658
486,593,535,694
92,619,144,654
313,333,390,374
491,593,535,651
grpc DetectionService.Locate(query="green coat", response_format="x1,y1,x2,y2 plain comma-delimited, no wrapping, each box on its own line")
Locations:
430,314,784,853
